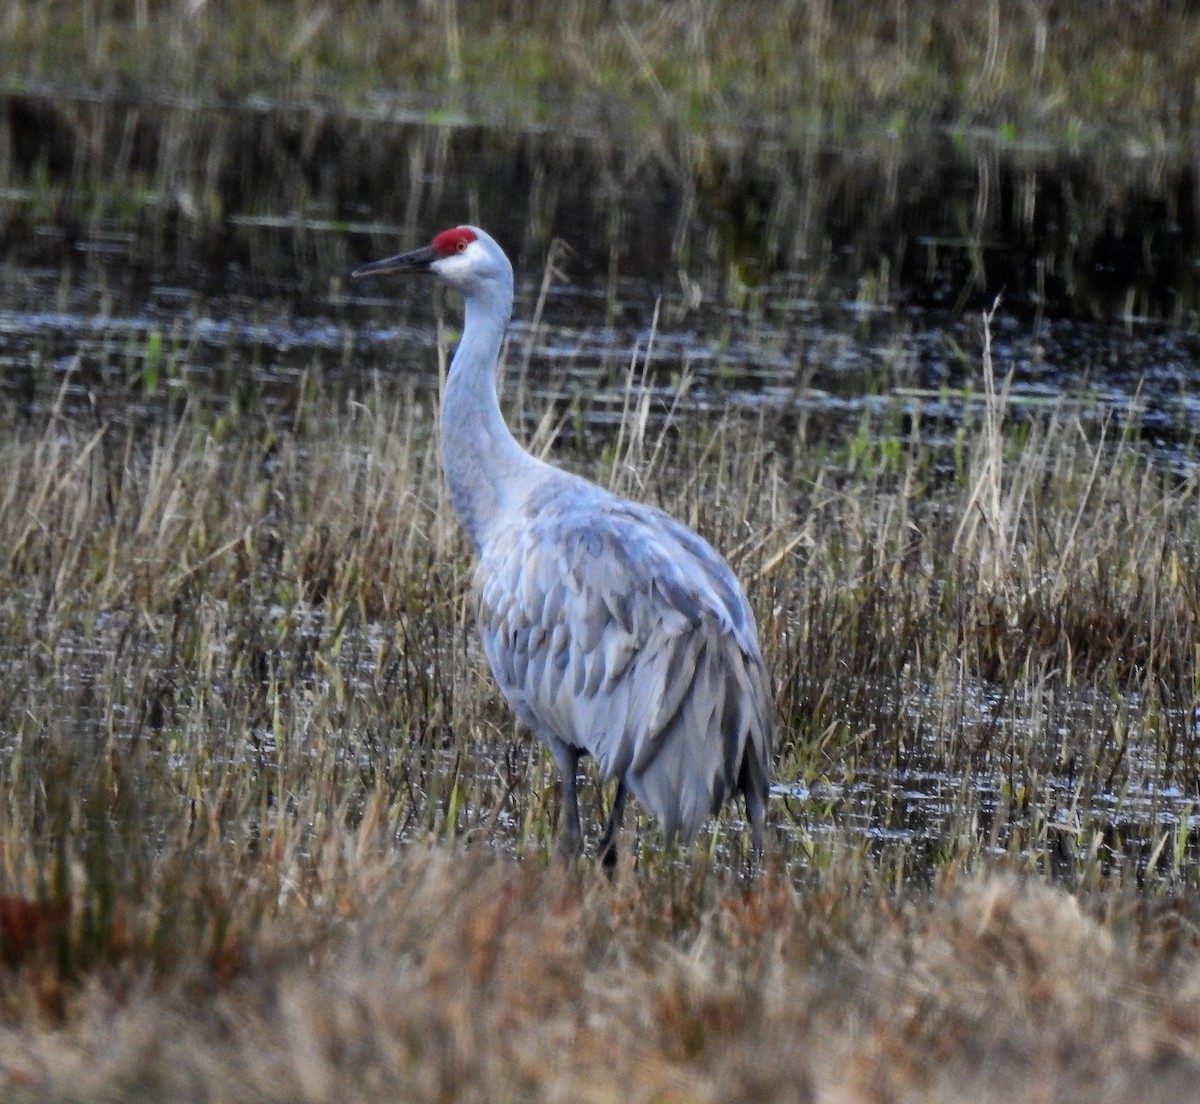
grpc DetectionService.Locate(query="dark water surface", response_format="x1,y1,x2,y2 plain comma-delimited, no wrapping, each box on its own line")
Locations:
3,91,1200,436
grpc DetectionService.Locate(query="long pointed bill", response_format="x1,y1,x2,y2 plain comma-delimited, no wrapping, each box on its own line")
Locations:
351,245,437,279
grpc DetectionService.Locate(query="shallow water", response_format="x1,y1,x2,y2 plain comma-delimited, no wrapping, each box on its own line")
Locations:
780,677,1200,882
11,601,1196,881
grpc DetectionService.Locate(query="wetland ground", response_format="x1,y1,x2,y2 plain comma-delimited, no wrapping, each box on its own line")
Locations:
3,2,1200,1100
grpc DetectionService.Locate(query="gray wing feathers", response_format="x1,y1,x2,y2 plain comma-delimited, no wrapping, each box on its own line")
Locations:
476,488,774,842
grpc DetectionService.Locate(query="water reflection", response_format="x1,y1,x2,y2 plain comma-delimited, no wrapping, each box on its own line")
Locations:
2,90,1199,319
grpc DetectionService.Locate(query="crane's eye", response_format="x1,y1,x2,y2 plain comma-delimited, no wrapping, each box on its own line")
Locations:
456,239,467,253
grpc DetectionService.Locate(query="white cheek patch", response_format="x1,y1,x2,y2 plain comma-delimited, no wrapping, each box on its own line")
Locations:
432,241,490,282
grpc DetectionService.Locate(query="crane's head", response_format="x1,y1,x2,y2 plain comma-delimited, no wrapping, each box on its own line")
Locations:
351,226,512,299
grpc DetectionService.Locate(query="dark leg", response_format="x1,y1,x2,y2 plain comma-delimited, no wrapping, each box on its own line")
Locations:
740,756,768,873
749,801,764,862
597,781,628,871
555,748,584,859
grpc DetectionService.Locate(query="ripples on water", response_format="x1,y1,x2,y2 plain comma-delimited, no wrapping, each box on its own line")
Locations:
779,679,1200,880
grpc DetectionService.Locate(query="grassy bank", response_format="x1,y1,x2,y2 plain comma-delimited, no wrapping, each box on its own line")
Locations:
2,849,1200,1104
2,0,1199,145
4,3,1199,332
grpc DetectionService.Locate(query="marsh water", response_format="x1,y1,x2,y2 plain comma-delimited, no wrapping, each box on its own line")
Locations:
4,94,1200,428
4,90,1200,873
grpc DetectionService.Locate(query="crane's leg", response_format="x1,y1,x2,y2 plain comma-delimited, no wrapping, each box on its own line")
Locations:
750,805,764,859
554,747,584,859
597,781,628,870
743,803,765,876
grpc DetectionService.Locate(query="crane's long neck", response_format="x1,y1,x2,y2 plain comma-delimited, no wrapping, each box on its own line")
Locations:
440,284,537,550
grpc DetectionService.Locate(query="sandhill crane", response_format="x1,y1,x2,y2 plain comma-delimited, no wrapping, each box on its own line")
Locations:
353,226,773,863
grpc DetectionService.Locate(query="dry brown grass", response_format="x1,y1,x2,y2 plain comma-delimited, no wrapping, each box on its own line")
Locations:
1,844,1199,1103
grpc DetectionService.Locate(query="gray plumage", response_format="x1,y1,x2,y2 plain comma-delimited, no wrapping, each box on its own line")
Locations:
353,226,774,861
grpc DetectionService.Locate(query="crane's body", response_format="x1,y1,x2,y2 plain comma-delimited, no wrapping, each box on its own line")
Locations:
354,226,773,860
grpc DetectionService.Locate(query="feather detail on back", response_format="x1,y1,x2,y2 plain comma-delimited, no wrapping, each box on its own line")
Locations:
476,474,774,843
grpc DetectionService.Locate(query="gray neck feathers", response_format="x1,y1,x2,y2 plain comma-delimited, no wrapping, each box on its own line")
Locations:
439,282,537,550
